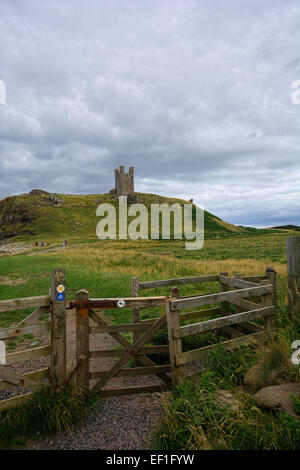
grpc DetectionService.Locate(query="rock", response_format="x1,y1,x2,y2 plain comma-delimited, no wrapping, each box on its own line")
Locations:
244,363,266,392
244,362,285,392
215,389,240,411
30,341,40,347
254,383,300,418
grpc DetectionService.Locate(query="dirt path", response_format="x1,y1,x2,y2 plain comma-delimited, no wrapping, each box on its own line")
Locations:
24,310,166,450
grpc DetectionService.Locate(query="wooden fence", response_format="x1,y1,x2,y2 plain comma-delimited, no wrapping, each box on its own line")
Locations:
166,270,276,385
74,268,276,396
0,267,277,409
0,270,66,412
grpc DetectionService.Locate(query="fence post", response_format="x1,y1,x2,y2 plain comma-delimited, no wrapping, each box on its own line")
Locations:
76,289,89,392
131,277,140,366
219,272,230,312
166,294,183,387
50,269,67,388
286,237,300,320
131,277,140,340
260,279,275,330
265,267,277,308
172,286,180,299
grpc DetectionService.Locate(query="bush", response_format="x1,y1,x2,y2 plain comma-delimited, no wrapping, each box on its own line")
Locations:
0,384,100,449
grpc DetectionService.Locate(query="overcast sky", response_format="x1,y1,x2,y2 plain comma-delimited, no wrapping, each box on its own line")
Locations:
0,0,299,227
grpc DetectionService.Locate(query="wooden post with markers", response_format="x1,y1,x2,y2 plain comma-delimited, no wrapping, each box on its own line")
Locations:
50,269,67,388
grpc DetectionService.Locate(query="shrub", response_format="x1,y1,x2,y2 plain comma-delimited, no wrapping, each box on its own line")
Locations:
0,384,100,449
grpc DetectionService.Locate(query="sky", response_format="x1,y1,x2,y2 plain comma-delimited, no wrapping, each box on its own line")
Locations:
0,0,299,227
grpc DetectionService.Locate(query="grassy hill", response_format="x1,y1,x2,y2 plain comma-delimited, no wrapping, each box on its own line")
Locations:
0,189,279,242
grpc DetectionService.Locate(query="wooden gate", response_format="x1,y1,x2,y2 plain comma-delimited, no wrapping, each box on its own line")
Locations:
74,291,172,396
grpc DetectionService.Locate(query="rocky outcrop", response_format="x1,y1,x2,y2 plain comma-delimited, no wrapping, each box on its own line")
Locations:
0,198,35,228
29,189,49,196
30,189,62,205
254,383,300,419
44,193,62,205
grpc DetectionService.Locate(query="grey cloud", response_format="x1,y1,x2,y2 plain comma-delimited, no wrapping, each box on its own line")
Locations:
0,0,299,226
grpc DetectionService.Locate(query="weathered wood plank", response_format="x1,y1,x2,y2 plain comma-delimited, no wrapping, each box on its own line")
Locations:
0,368,48,391
5,345,51,365
89,322,153,334
167,298,183,386
89,296,166,308
0,365,49,391
0,321,50,340
243,275,266,283
260,280,275,330
287,237,300,318
174,306,274,338
131,277,141,365
90,364,170,379
265,267,277,307
138,275,218,290
0,393,33,412
219,271,230,312
221,326,245,338
218,275,261,289
0,295,50,313
237,320,264,333
17,306,49,327
50,269,67,388
170,284,273,311
180,307,222,323
76,290,89,392
97,384,169,398
89,345,169,358
176,330,271,365
230,298,261,311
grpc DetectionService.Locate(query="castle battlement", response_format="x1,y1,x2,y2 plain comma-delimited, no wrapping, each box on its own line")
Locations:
111,165,134,196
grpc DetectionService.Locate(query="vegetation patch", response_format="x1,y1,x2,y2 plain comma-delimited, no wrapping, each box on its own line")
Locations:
0,384,100,450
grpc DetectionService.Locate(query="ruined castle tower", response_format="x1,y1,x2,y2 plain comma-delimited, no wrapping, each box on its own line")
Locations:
112,165,134,196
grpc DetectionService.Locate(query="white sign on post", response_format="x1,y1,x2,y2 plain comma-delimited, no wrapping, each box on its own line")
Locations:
0,340,6,364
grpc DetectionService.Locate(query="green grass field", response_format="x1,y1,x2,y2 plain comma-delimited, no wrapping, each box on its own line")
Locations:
1,230,300,450
0,232,292,328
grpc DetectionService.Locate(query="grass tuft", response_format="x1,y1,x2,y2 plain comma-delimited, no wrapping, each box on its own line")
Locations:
0,383,100,449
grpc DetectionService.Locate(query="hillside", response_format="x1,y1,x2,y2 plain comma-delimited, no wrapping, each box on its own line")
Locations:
0,189,274,242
